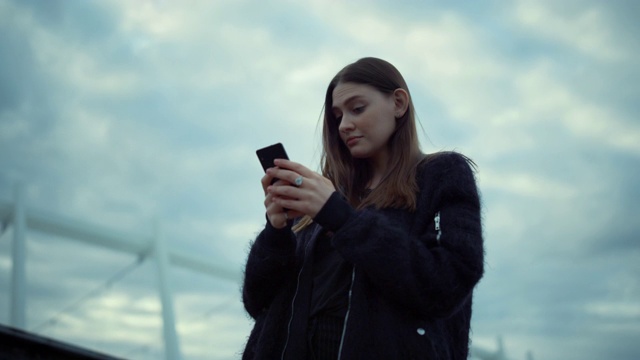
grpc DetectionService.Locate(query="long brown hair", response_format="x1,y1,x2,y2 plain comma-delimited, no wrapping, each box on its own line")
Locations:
294,57,424,232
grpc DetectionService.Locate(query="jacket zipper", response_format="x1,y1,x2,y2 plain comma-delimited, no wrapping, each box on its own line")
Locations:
281,230,315,360
435,211,442,243
337,266,356,360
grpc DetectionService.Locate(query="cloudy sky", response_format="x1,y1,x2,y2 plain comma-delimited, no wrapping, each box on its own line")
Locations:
1,0,639,359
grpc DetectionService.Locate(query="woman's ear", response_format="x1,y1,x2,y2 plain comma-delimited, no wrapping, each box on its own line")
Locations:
393,88,409,118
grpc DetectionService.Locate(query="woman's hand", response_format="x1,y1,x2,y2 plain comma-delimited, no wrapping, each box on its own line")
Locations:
261,173,292,229
265,159,335,222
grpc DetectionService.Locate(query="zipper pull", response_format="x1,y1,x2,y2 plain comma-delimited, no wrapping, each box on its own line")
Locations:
435,211,442,243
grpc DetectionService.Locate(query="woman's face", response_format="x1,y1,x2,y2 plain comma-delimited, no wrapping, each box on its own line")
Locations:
332,82,397,163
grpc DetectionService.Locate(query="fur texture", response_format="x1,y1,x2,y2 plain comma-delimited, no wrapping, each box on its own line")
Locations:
241,152,484,359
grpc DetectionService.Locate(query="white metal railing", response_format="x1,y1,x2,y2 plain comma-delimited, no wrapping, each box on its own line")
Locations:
0,183,240,360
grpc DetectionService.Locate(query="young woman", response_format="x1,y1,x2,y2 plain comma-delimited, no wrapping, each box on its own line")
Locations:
242,57,484,360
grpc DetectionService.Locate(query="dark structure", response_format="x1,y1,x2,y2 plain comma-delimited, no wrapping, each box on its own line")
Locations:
0,324,122,360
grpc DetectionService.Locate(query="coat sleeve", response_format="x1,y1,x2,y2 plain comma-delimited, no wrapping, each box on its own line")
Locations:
242,221,297,319
328,153,484,319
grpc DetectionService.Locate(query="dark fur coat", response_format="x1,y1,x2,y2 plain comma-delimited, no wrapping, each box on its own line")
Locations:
241,152,484,360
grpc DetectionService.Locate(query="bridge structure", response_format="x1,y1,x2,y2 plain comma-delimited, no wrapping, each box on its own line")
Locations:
0,183,527,360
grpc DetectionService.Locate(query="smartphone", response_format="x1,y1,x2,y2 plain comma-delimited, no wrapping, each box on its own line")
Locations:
256,143,289,183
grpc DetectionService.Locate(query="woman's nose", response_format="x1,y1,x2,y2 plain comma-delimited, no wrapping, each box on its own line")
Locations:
338,116,355,133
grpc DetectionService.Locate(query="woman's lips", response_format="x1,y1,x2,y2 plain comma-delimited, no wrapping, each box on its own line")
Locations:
346,136,361,147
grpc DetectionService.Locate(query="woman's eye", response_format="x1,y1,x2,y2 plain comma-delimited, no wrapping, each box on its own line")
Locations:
353,106,365,114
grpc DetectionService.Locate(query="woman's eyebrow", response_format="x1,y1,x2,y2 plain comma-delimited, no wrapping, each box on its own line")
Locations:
332,95,364,111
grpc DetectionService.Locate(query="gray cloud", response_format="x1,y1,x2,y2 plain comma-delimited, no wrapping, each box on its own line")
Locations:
1,0,639,359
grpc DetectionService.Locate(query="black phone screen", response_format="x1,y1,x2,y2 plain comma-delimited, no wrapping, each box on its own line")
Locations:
256,143,289,172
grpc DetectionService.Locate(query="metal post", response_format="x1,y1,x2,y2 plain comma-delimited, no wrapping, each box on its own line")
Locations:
153,220,181,360
497,335,504,359
11,183,27,328
526,350,534,360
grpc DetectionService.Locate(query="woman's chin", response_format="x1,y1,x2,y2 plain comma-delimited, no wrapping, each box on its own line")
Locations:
349,151,369,159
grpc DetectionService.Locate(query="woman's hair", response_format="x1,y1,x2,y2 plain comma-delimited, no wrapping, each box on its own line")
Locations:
294,57,424,232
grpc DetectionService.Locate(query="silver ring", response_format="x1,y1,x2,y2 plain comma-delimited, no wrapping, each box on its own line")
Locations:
294,176,303,187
